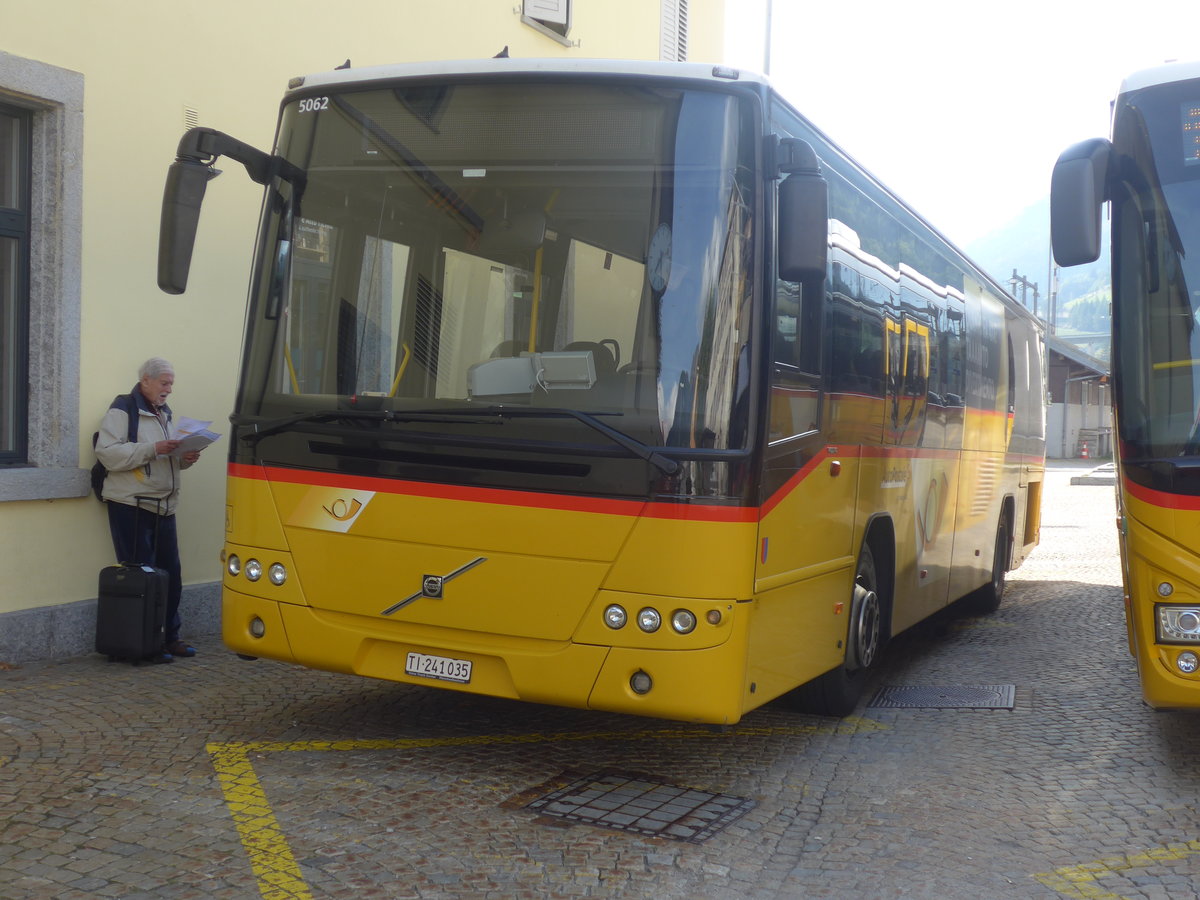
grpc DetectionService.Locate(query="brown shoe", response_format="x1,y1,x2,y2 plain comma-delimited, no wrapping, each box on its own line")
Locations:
166,641,196,658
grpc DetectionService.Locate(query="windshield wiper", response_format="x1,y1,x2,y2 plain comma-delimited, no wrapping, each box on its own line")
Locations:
237,407,518,444
234,406,679,475
467,406,679,475
235,409,391,444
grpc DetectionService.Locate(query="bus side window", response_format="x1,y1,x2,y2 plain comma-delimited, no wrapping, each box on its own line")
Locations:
770,278,821,440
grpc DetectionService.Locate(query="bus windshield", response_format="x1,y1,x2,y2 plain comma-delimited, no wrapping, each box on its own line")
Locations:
1112,80,1200,458
236,79,755,456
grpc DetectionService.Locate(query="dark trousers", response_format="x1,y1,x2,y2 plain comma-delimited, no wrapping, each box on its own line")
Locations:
106,501,183,645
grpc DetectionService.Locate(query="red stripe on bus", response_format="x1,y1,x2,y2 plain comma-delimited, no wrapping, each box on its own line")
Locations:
227,462,757,522
230,445,1037,525
1124,475,1200,511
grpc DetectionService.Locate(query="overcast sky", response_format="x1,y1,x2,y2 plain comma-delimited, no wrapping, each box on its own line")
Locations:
723,0,1200,247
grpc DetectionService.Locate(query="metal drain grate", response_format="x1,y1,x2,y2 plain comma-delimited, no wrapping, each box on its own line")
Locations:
526,772,754,842
869,684,1017,709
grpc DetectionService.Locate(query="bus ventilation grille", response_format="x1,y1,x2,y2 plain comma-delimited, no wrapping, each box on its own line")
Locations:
525,772,754,843
869,684,1017,709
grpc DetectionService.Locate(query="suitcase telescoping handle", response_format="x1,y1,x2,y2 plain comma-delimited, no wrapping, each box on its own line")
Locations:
131,494,166,563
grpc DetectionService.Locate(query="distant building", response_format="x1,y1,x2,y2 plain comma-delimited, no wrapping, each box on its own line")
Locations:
1046,336,1111,459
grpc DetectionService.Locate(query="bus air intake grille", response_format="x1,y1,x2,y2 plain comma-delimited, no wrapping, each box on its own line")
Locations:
869,684,1017,709
525,772,754,843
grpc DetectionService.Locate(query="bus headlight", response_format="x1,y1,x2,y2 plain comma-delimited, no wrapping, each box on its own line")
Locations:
604,604,627,629
670,609,697,634
227,554,242,576
1157,605,1200,642
245,559,263,582
636,608,661,633
268,563,287,586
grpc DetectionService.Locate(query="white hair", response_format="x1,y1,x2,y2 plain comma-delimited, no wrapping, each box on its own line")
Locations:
138,357,175,380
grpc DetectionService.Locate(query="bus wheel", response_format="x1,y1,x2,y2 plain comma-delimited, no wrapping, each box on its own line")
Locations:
789,545,883,717
971,515,1009,615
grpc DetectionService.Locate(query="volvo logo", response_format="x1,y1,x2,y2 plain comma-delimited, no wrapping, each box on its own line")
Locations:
380,557,488,616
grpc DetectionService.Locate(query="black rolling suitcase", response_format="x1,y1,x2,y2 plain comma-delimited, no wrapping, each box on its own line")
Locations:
95,497,169,664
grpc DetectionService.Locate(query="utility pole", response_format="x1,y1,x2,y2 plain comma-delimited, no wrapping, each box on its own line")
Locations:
1009,269,1040,318
1048,263,1058,335
763,0,772,76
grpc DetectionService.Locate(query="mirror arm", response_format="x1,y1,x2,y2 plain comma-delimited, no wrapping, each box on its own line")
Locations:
175,127,304,188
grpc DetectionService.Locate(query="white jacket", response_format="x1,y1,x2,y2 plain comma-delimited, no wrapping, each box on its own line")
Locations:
95,389,194,515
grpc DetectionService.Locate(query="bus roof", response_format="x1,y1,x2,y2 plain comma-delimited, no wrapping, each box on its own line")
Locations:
287,58,766,94
1121,60,1200,94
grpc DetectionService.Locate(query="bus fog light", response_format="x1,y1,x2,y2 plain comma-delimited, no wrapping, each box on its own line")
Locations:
604,604,627,629
268,563,287,586
227,554,242,576
1178,652,1199,674
671,609,697,634
245,559,263,582
706,609,722,625
630,670,653,694
1158,582,1175,597
1157,605,1200,642
249,617,266,638
637,608,661,633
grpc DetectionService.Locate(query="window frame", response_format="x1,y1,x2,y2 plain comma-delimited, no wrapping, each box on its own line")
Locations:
0,54,86,501
0,101,31,464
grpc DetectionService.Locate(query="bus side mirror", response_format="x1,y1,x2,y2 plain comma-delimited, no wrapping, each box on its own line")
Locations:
1050,138,1112,268
777,138,828,283
158,159,219,294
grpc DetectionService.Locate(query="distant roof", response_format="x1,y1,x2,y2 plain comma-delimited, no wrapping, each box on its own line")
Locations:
1048,334,1109,375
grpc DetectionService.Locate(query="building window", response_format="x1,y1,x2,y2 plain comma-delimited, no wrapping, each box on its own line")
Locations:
0,53,85,501
0,103,31,463
522,0,572,46
661,0,689,61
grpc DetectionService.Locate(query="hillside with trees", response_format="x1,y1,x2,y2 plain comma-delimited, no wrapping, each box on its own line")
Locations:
964,196,1111,363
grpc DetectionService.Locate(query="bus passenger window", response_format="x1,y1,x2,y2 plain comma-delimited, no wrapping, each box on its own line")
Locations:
770,279,820,440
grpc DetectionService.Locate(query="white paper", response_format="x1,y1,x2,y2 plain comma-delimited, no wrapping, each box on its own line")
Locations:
172,417,221,456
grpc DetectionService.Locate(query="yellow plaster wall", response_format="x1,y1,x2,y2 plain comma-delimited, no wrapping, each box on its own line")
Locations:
0,0,730,616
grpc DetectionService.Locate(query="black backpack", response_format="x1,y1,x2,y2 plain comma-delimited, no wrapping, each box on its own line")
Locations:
90,393,139,501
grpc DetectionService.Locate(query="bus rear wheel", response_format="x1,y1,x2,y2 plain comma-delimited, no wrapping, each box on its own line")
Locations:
970,515,1009,615
790,545,883,717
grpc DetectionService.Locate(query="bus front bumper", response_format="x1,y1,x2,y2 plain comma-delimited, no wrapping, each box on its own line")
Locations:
222,589,748,724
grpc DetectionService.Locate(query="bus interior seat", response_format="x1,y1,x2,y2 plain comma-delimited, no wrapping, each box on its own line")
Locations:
491,339,524,358
563,341,617,377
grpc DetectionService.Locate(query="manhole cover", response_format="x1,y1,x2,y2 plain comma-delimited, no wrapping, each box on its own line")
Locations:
526,772,754,842
869,684,1016,709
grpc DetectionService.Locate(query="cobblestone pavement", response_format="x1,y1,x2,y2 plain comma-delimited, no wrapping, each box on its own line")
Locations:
4,461,1200,899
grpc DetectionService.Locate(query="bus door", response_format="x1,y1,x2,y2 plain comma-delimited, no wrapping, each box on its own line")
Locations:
754,257,856,691
912,295,960,618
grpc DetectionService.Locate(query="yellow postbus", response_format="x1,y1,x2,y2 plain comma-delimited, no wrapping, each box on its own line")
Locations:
1052,60,1200,709
161,59,1045,723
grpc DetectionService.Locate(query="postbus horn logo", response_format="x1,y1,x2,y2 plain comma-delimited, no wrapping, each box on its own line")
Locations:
380,557,488,616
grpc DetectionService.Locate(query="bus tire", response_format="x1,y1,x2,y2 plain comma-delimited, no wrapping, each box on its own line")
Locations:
790,545,883,717
970,515,1009,615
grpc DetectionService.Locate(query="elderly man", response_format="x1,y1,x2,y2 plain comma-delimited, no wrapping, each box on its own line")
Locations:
95,357,203,662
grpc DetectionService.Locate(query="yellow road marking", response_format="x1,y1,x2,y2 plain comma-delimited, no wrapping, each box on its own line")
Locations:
1033,839,1200,899
207,741,313,900
206,718,886,898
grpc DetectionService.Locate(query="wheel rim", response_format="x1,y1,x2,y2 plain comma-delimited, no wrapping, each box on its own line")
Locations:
850,580,880,670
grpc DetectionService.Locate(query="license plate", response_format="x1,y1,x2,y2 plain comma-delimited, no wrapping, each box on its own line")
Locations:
405,651,472,683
